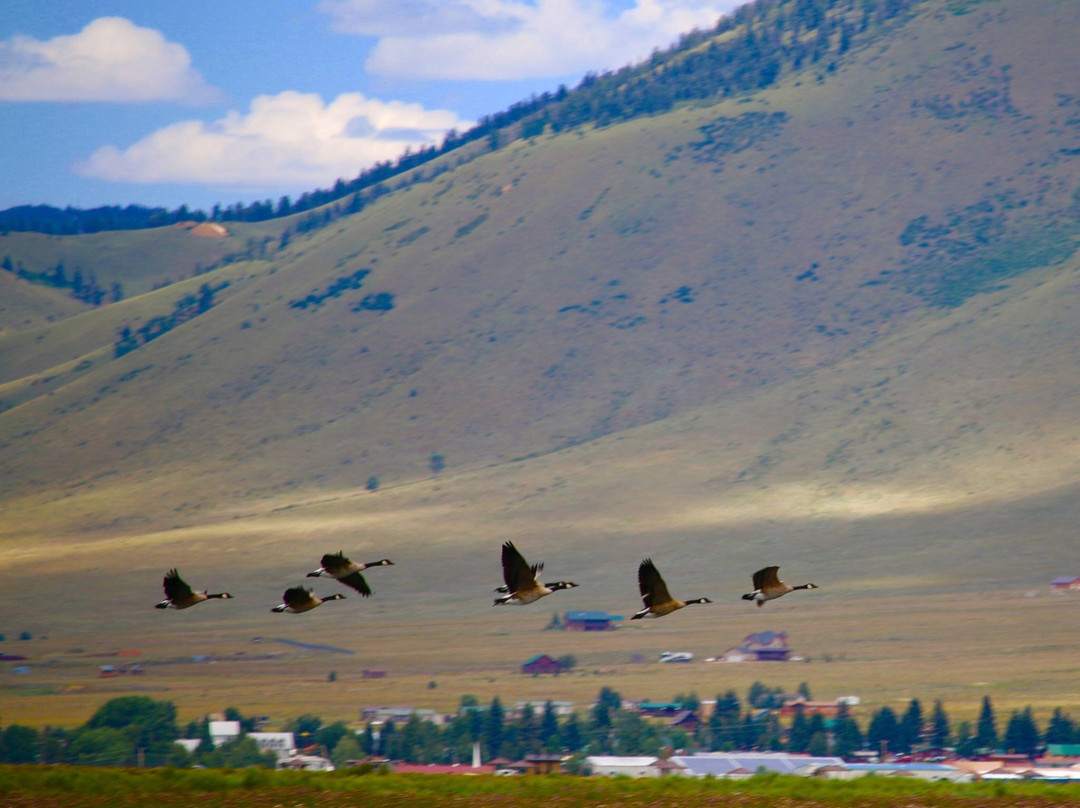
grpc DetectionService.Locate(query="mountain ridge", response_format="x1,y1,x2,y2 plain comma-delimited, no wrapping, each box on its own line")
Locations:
0,0,1078,604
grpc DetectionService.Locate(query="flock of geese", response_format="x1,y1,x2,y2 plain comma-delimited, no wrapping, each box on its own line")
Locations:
155,542,818,617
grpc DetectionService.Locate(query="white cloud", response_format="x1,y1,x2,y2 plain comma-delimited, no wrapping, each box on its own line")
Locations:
75,91,470,188
321,0,741,80
0,17,218,103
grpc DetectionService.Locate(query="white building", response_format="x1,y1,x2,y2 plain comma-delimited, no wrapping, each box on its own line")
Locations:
819,763,972,782
513,700,575,717
208,721,241,747
248,732,297,761
585,756,686,777
278,753,334,771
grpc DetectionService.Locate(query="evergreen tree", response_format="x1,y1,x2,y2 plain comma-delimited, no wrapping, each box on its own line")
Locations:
1044,708,1075,745
484,696,505,758
899,698,923,754
379,720,396,757
362,723,375,755
560,711,583,752
798,681,813,700
930,700,950,748
710,690,742,751
517,702,539,754
612,710,660,755
867,706,900,757
833,703,863,759
588,686,621,751
975,696,998,751
1003,707,1040,757
788,707,811,753
954,720,976,758
540,701,560,751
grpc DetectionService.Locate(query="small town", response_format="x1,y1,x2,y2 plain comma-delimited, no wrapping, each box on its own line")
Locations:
158,684,1080,783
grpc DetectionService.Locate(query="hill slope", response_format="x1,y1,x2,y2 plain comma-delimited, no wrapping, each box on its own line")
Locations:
0,0,1078,602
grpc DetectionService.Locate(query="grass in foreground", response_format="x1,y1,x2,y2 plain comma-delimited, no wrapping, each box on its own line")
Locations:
1,766,1079,808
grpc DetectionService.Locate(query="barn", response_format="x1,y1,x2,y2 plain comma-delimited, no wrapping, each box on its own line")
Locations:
521,654,563,675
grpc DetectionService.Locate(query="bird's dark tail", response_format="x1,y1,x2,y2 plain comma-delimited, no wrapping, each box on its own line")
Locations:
741,593,756,601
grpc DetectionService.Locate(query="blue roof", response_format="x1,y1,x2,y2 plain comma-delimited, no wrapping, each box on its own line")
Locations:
844,764,957,771
522,653,554,665
1050,576,1080,584
566,610,620,620
672,753,843,776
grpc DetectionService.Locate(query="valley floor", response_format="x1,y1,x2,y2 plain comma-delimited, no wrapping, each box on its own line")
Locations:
2,589,1078,730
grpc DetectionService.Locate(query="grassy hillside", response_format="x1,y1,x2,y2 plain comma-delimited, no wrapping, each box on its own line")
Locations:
0,0,1078,722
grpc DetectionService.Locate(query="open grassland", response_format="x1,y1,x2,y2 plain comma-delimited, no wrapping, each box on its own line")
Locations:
2,0,1079,526
2,766,1080,808
2,587,1079,730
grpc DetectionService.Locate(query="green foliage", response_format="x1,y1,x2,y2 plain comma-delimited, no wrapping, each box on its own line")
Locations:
976,695,998,751
893,194,1079,307
85,696,179,765
289,268,370,310
331,732,362,769
867,706,900,755
681,112,789,168
1003,706,1039,756
898,698,923,754
1,725,39,764
114,282,227,357
454,213,489,240
353,292,395,313
66,727,133,766
930,700,950,748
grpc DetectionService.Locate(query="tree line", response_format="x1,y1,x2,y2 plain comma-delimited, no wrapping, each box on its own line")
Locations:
0,0,917,237
1,256,121,306
114,282,227,358
5,686,1079,768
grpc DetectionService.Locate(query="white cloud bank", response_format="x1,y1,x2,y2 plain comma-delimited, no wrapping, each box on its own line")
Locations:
320,0,741,80
75,91,470,188
0,17,218,103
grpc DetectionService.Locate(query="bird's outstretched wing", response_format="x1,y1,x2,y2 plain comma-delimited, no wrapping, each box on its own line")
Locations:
338,570,372,597
163,569,195,602
501,541,538,592
283,587,315,609
320,551,350,575
638,558,672,608
753,566,781,591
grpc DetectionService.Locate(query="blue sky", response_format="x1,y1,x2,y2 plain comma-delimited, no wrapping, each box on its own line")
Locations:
0,0,740,213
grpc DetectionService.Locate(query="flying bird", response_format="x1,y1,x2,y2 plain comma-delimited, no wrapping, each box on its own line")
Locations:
631,558,711,619
307,551,393,597
155,569,233,610
271,586,345,614
494,540,578,605
742,566,818,607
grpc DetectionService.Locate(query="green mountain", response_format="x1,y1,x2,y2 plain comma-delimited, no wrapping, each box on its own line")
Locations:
1,0,1078,615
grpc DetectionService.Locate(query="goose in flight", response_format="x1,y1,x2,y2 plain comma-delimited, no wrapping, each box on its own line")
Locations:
494,541,578,605
742,566,818,607
271,586,345,613
307,551,393,597
631,558,711,619
155,569,233,609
